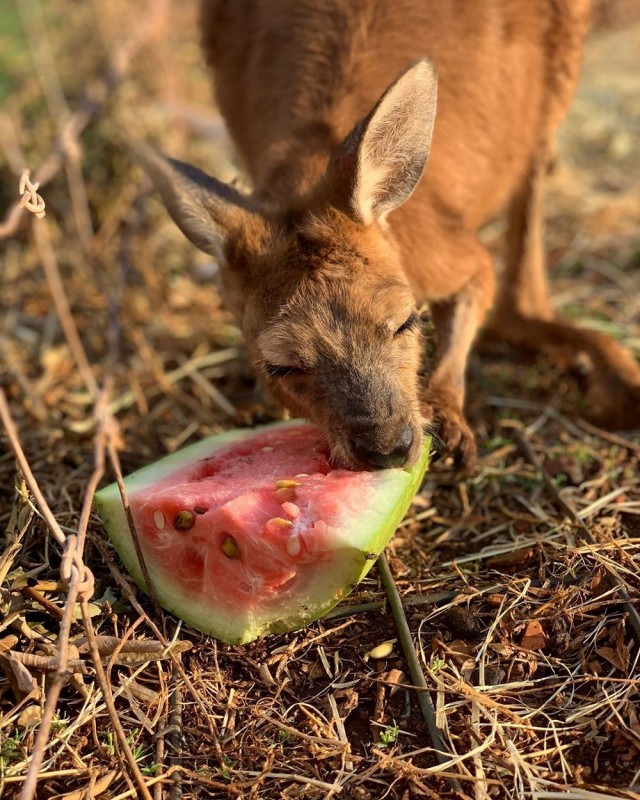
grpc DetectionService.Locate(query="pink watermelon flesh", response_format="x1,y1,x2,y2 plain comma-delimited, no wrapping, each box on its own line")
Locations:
95,421,429,644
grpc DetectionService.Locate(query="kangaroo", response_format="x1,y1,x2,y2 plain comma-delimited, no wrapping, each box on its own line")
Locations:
137,0,640,471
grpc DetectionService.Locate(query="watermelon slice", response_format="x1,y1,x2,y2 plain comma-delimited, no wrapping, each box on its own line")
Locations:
95,421,429,644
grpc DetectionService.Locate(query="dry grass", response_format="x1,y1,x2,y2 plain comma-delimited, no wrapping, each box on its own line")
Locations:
1,2,640,798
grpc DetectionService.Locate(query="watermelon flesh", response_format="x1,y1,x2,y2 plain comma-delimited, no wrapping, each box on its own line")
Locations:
95,421,429,644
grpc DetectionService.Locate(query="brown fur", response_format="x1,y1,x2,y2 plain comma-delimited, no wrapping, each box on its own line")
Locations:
138,0,640,470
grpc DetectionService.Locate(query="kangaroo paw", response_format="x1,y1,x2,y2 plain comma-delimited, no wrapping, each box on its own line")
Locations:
423,391,477,472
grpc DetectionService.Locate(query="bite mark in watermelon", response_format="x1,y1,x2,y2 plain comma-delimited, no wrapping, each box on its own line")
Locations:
95,421,429,644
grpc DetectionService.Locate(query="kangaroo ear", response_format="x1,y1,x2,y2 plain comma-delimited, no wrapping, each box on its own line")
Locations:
132,143,260,262
329,59,437,224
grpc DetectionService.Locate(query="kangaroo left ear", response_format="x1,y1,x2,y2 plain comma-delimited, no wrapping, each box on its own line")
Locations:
328,59,438,224
132,142,263,263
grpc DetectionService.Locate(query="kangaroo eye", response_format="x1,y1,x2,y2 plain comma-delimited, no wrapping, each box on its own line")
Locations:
394,311,421,337
265,364,305,379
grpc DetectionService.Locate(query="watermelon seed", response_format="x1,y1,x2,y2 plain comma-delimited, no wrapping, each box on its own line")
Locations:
193,506,208,515
275,479,301,489
281,501,300,520
173,510,195,531
367,640,396,660
267,517,294,530
222,536,240,559
153,510,165,529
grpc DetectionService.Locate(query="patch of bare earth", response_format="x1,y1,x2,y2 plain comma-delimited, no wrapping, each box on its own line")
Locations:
1,3,639,798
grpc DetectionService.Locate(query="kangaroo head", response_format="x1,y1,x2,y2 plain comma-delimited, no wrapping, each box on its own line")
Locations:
137,60,437,469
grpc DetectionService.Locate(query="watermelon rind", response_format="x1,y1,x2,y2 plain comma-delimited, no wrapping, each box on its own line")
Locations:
95,420,430,644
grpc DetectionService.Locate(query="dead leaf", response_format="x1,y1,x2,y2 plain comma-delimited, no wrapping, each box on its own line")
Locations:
487,593,506,608
17,704,42,729
4,653,39,694
520,620,547,652
0,635,18,655
259,663,277,687
385,668,404,697
487,548,535,570
51,769,117,800
596,646,629,671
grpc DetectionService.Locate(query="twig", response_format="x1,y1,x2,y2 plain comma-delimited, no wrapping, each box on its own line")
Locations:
376,553,463,794
33,220,98,397
167,679,183,800
8,385,109,800
511,427,640,644
93,537,224,754
323,576,582,620
79,597,154,800
488,396,640,456
105,437,165,624
0,388,66,547
18,170,46,218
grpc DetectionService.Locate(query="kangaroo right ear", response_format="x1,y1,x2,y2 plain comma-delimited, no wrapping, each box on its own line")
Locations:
328,59,438,225
132,143,261,263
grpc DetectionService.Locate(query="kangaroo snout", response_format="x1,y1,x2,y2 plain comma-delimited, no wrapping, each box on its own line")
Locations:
352,424,414,469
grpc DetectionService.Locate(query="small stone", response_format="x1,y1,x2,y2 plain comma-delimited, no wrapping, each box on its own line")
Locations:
173,510,195,531
153,510,165,529
222,536,240,559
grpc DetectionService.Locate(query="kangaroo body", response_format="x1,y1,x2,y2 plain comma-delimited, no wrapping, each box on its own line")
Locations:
140,0,640,469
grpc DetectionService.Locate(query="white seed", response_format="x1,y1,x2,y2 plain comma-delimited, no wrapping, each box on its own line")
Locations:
367,640,396,660
281,501,300,519
153,510,165,529
286,536,301,557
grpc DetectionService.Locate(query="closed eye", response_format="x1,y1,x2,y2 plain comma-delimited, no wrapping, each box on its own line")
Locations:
394,311,421,337
265,364,306,379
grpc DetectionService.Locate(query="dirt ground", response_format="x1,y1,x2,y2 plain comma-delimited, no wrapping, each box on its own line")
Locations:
1,3,639,799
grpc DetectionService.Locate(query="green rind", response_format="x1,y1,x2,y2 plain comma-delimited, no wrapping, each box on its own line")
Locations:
95,421,430,644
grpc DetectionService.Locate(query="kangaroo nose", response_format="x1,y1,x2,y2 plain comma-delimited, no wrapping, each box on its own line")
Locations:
353,425,414,469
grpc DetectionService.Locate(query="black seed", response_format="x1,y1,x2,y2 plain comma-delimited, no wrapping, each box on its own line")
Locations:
193,506,208,515
173,510,195,531
365,552,377,560
443,606,483,639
